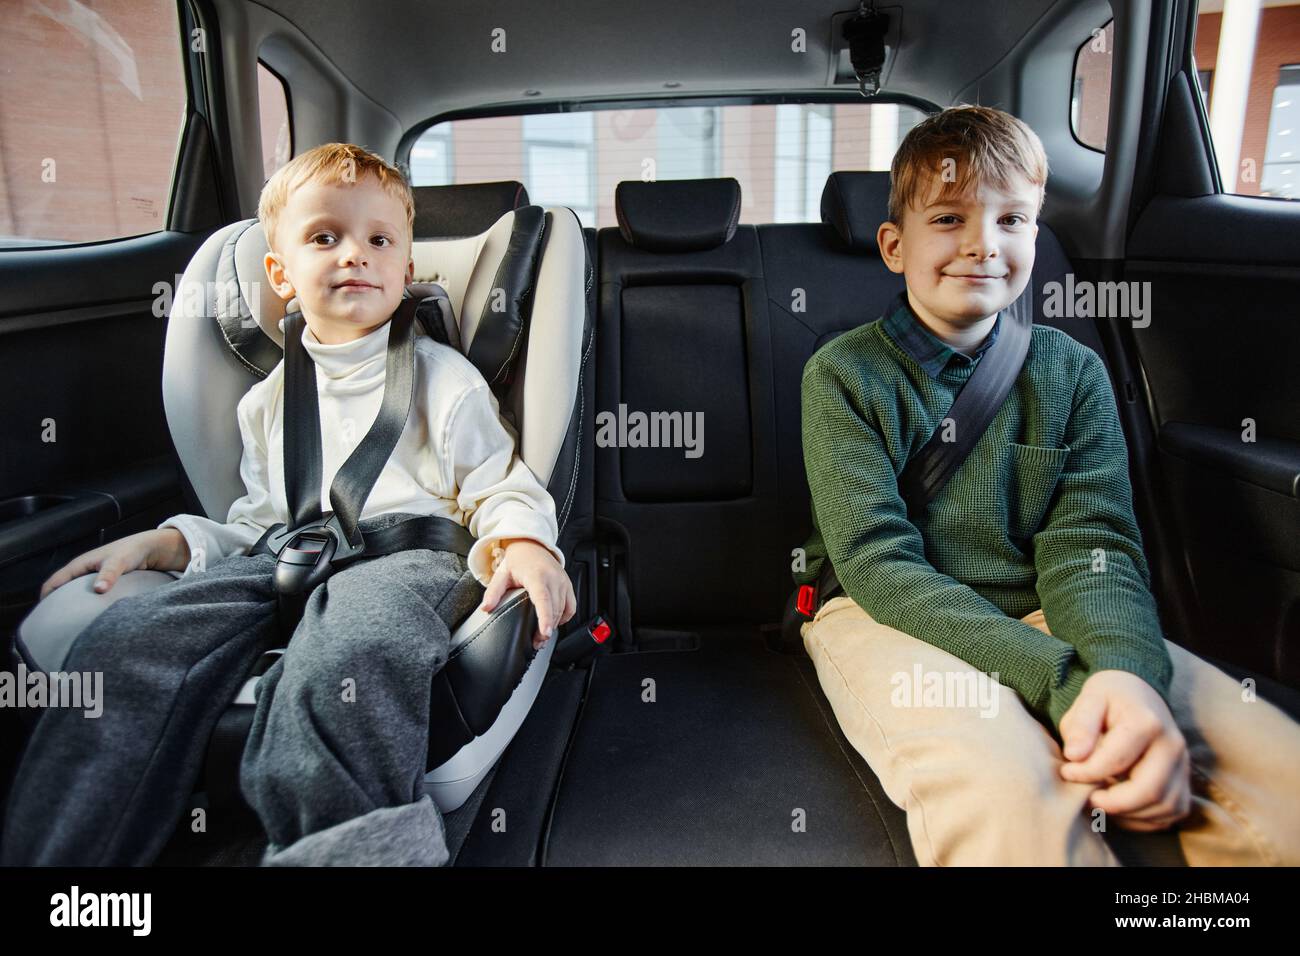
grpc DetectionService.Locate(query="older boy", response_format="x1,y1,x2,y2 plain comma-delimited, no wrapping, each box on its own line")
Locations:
3,144,575,866
797,106,1300,865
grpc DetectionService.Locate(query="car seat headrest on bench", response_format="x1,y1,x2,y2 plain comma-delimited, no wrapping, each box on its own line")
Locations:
614,177,742,252
820,170,892,254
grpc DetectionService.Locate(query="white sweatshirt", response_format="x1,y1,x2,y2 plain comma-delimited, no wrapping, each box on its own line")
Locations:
157,316,563,587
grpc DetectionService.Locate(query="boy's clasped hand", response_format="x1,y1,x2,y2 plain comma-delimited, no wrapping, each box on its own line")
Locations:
1058,670,1192,831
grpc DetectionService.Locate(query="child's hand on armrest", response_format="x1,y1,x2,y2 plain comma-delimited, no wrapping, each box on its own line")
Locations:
39,528,191,601
1057,670,1192,832
479,538,577,650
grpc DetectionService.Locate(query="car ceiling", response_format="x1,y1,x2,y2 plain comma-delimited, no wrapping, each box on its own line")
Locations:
249,0,1064,126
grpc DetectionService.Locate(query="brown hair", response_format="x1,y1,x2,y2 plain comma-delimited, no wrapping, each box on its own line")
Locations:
257,142,414,249
887,105,1048,225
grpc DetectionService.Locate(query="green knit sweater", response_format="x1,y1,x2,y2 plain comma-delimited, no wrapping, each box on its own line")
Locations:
796,312,1173,731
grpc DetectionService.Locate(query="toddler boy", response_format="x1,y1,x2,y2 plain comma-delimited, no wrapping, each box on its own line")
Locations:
3,143,576,866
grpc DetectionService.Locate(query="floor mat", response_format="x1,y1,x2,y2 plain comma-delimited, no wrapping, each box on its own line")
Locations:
542,628,915,866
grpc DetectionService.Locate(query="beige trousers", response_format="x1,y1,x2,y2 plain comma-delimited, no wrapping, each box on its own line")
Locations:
801,595,1300,866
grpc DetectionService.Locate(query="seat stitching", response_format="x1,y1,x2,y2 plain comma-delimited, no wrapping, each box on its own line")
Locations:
558,322,593,529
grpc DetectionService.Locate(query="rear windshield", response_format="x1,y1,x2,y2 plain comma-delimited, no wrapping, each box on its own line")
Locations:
407,102,928,229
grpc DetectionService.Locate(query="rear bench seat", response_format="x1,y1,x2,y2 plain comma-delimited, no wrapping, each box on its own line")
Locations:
596,177,786,624
593,171,1086,628
587,170,1197,865
405,173,1113,632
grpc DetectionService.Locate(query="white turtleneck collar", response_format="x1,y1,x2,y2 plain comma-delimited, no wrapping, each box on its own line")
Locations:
280,314,393,389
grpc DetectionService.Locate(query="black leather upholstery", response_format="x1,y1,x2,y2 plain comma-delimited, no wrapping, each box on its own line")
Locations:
214,219,284,379
614,178,742,252
820,170,893,252
594,171,1103,627
596,199,785,622
426,591,538,768
467,206,547,395
586,168,1221,867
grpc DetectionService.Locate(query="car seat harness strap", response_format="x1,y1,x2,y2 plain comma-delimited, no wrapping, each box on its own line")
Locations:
249,297,475,634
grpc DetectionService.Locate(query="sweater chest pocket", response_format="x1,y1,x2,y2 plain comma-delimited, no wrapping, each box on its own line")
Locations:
1005,442,1071,542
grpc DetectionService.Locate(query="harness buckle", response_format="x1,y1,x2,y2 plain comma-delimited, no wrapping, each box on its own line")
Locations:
264,512,367,602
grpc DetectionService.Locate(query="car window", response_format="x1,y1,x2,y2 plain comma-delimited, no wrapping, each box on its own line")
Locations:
258,61,292,182
1071,20,1113,151
1193,0,1300,199
408,102,927,228
0,0,187,248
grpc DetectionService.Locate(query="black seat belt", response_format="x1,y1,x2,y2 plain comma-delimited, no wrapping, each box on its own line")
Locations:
249,296,476,632
811,283,1034,609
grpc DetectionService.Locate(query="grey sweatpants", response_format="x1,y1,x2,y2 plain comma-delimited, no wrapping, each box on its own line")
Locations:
0,513,483,867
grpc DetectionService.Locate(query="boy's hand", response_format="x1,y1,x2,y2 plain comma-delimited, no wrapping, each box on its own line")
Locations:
39,528,191,601
1058,669,1191,831
479,539,577,650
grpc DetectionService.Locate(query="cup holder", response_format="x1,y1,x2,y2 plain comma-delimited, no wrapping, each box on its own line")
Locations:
0,494,77,525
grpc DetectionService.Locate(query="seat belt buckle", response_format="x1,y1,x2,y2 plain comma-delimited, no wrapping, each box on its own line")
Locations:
588,615,612,644
795,584,817,619
552,614,615,666
265,512,366,600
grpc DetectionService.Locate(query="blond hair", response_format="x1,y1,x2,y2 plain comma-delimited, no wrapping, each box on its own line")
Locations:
888,105,1048,225
257,142,414,249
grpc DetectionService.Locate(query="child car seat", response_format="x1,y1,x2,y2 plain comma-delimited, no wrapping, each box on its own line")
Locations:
15,203,592,813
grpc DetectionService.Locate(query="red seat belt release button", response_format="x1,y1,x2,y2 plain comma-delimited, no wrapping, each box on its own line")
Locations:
589,616,612,644
796,584,816,618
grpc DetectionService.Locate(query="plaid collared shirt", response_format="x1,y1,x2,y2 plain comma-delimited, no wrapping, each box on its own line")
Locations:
879,291,1002,380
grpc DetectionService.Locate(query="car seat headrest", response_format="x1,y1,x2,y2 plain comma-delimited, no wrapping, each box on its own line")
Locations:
409,205,549,398
615,177,742,252
206,208,546,396
163,210,587,528
821,171,892,254
213,219,286,377
413,181,531,239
